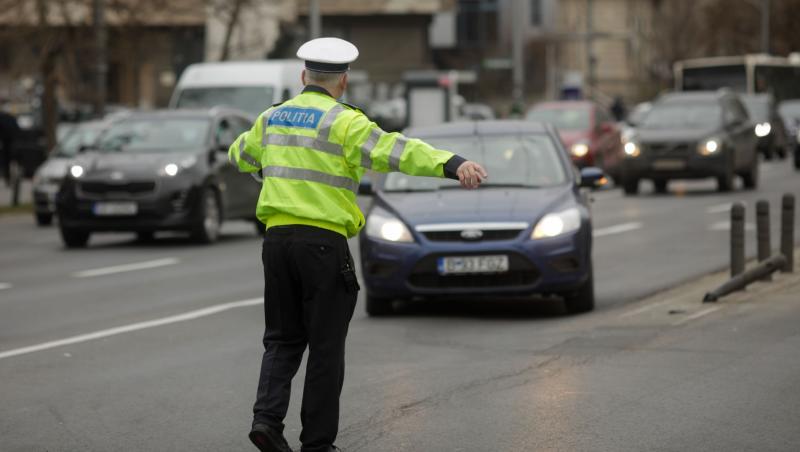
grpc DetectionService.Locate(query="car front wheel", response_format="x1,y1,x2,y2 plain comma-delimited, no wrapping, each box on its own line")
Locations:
622,177,639,196
365,295,394,316
35,212,53,226
60,227,90,248
742,158,759,189
191,188,221,244
563,266,595,314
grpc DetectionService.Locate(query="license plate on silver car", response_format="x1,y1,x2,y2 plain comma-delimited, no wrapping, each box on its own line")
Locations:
93,202,138,216
437,255,509,275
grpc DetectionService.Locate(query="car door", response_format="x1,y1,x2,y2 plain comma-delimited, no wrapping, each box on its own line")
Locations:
226,114,261,219
725,98,757,169
212,116,248,218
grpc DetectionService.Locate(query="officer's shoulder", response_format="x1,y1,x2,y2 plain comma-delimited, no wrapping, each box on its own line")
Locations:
271,101,285,109
338,101,364,114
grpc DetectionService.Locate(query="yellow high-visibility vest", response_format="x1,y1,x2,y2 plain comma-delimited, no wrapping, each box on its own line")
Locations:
229,86,458,238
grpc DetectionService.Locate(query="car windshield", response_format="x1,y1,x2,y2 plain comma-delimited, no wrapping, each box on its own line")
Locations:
640,102,721,129
96,118,209,153
526,107,590,131
741,98,769,120
383,134,567,192
175,87,274,116
55,124,103,157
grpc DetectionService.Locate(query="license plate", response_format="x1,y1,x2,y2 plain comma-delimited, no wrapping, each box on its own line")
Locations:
437,255,509,275
93,202,138,216
652,159,686,171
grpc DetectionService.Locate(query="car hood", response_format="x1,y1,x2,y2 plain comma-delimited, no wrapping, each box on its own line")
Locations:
71,151,201,179
377,185,576,227
635,127,721,143
35,157,72,179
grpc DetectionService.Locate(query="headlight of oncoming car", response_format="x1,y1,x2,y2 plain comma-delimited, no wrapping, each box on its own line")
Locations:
570,142,590,158
69,165,84,178
531,207,581,239
159,156,197,177
754,122,771,137
366,207,414,243
622,140,640,158
697,138,720,156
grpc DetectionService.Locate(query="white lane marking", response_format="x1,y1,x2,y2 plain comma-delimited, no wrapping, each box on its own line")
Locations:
73,257,180,278
672,306,721,326
0,282,12,290
593,222,643,238
618,298,675,319
706,202,737,214
0,297,262,360
709,221,755,232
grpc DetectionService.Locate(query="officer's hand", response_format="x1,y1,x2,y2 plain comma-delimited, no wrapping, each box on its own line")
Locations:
456,161,488,189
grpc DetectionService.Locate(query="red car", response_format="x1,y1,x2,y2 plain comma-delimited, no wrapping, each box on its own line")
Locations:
526,101,623,180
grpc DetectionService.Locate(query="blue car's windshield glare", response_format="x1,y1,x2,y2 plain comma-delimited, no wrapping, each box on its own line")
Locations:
383,134,567,192
640,102,722,129
96,118,210,153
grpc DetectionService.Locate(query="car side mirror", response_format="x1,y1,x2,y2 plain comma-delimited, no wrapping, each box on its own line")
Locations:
579,167,605,188
358,175,373,195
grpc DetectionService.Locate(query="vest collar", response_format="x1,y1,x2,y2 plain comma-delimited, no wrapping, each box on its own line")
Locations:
302,85,334,98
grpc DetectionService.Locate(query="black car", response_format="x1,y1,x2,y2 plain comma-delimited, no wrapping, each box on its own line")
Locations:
56,108,260,247
740,94,788,160
620,90,758,195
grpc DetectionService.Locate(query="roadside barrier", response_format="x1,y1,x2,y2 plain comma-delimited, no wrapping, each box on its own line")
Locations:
703,193,795,303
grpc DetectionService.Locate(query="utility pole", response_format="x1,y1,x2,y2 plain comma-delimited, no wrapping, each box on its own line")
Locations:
760,0,770,54
93,0,107,117
585,0,595,96
511,0,525,112
309,0,321,39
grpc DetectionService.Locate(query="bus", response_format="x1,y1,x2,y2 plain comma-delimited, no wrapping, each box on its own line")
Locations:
674,54,800,101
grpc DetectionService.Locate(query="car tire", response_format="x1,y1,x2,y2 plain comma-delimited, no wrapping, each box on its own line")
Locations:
136,231,155,242
60,227,90,248
365,295,394,316
563,266,595,314
191,187,221,244
742,157,759,190
35,212,53,226
622,177,639,196
653,179,668,194
794,146,800,170
716,161,735,192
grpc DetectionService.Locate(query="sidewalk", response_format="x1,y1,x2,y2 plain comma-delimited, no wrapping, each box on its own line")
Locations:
0,178,32,208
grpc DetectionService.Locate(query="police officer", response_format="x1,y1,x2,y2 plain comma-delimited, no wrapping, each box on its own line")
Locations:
229,37,488,452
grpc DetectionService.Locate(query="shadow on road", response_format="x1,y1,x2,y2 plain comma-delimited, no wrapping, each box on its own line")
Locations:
381,296,569,320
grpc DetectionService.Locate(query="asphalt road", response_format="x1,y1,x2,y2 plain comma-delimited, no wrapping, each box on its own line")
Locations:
1,159,799,451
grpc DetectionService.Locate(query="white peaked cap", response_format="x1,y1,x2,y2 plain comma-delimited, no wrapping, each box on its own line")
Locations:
296,37,359,73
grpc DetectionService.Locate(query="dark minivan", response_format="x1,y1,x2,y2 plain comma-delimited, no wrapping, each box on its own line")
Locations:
620,90,758,194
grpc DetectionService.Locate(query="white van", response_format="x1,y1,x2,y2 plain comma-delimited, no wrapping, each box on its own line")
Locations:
169,60,305,117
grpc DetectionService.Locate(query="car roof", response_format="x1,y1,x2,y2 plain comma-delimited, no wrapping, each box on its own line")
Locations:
657,91,729,104
406,120,551,138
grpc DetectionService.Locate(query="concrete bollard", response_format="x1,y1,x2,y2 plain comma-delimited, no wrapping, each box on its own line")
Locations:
756,200,771,281
731,202,746,277
781,194,795,273
704,254,787,302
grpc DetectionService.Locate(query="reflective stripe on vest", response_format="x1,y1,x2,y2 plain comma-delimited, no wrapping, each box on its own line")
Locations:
318,104,345,141
359,128,382,169
265,134,343,157
239,138,260,168
388,136,407,171
263,165,358,193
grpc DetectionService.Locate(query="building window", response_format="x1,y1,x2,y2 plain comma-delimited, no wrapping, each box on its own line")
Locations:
530,0,543,26
457,0,499,48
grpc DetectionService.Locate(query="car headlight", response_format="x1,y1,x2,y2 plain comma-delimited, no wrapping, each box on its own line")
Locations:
69,165,84,178
160,156,197,177
366,207,414,243
571,142,590,157
531,207,581,239
697,138,720,156
755,122,771,137
623,140,640,158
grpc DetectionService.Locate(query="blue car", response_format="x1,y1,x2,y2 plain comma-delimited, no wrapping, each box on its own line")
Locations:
358,120,603,315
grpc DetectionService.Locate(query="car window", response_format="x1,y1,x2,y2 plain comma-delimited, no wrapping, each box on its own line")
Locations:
779,101,800,118
740,97,769,121
96,118,210,153
383,133,567,192
215,118,240,148
640,102,722,129
55,124,102,157
175,87,275,117
728,98,750,123
526,107,591,131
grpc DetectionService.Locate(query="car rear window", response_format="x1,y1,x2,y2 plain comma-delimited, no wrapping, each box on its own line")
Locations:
384,134,567,192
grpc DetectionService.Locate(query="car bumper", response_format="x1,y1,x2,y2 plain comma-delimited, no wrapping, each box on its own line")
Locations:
359,228,591,299
621,153,729,179
56,184,203,232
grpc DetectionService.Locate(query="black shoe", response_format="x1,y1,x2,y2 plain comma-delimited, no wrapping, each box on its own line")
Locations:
249,423,293,452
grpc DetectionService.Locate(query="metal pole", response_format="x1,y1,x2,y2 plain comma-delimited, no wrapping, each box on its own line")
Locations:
93,0,107,117
731,202,746,277
756,199,771,281
704,254,786,302
781,194,795,273
511,0,525,110
762,0,770,53
585,0,595,95
309,0,321,39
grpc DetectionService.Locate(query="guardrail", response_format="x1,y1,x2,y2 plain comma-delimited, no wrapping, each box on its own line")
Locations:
704,193,795,302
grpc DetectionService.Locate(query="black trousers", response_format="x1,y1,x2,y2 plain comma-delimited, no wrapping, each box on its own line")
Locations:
254,225,358,452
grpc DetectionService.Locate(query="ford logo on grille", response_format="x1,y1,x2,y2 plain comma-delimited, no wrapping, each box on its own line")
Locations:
460,229,483,240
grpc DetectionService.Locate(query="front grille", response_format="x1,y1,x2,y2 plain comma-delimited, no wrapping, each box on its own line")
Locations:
643,142,692,157
408,253,538,289
422,229,523,242
79,181,156,197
